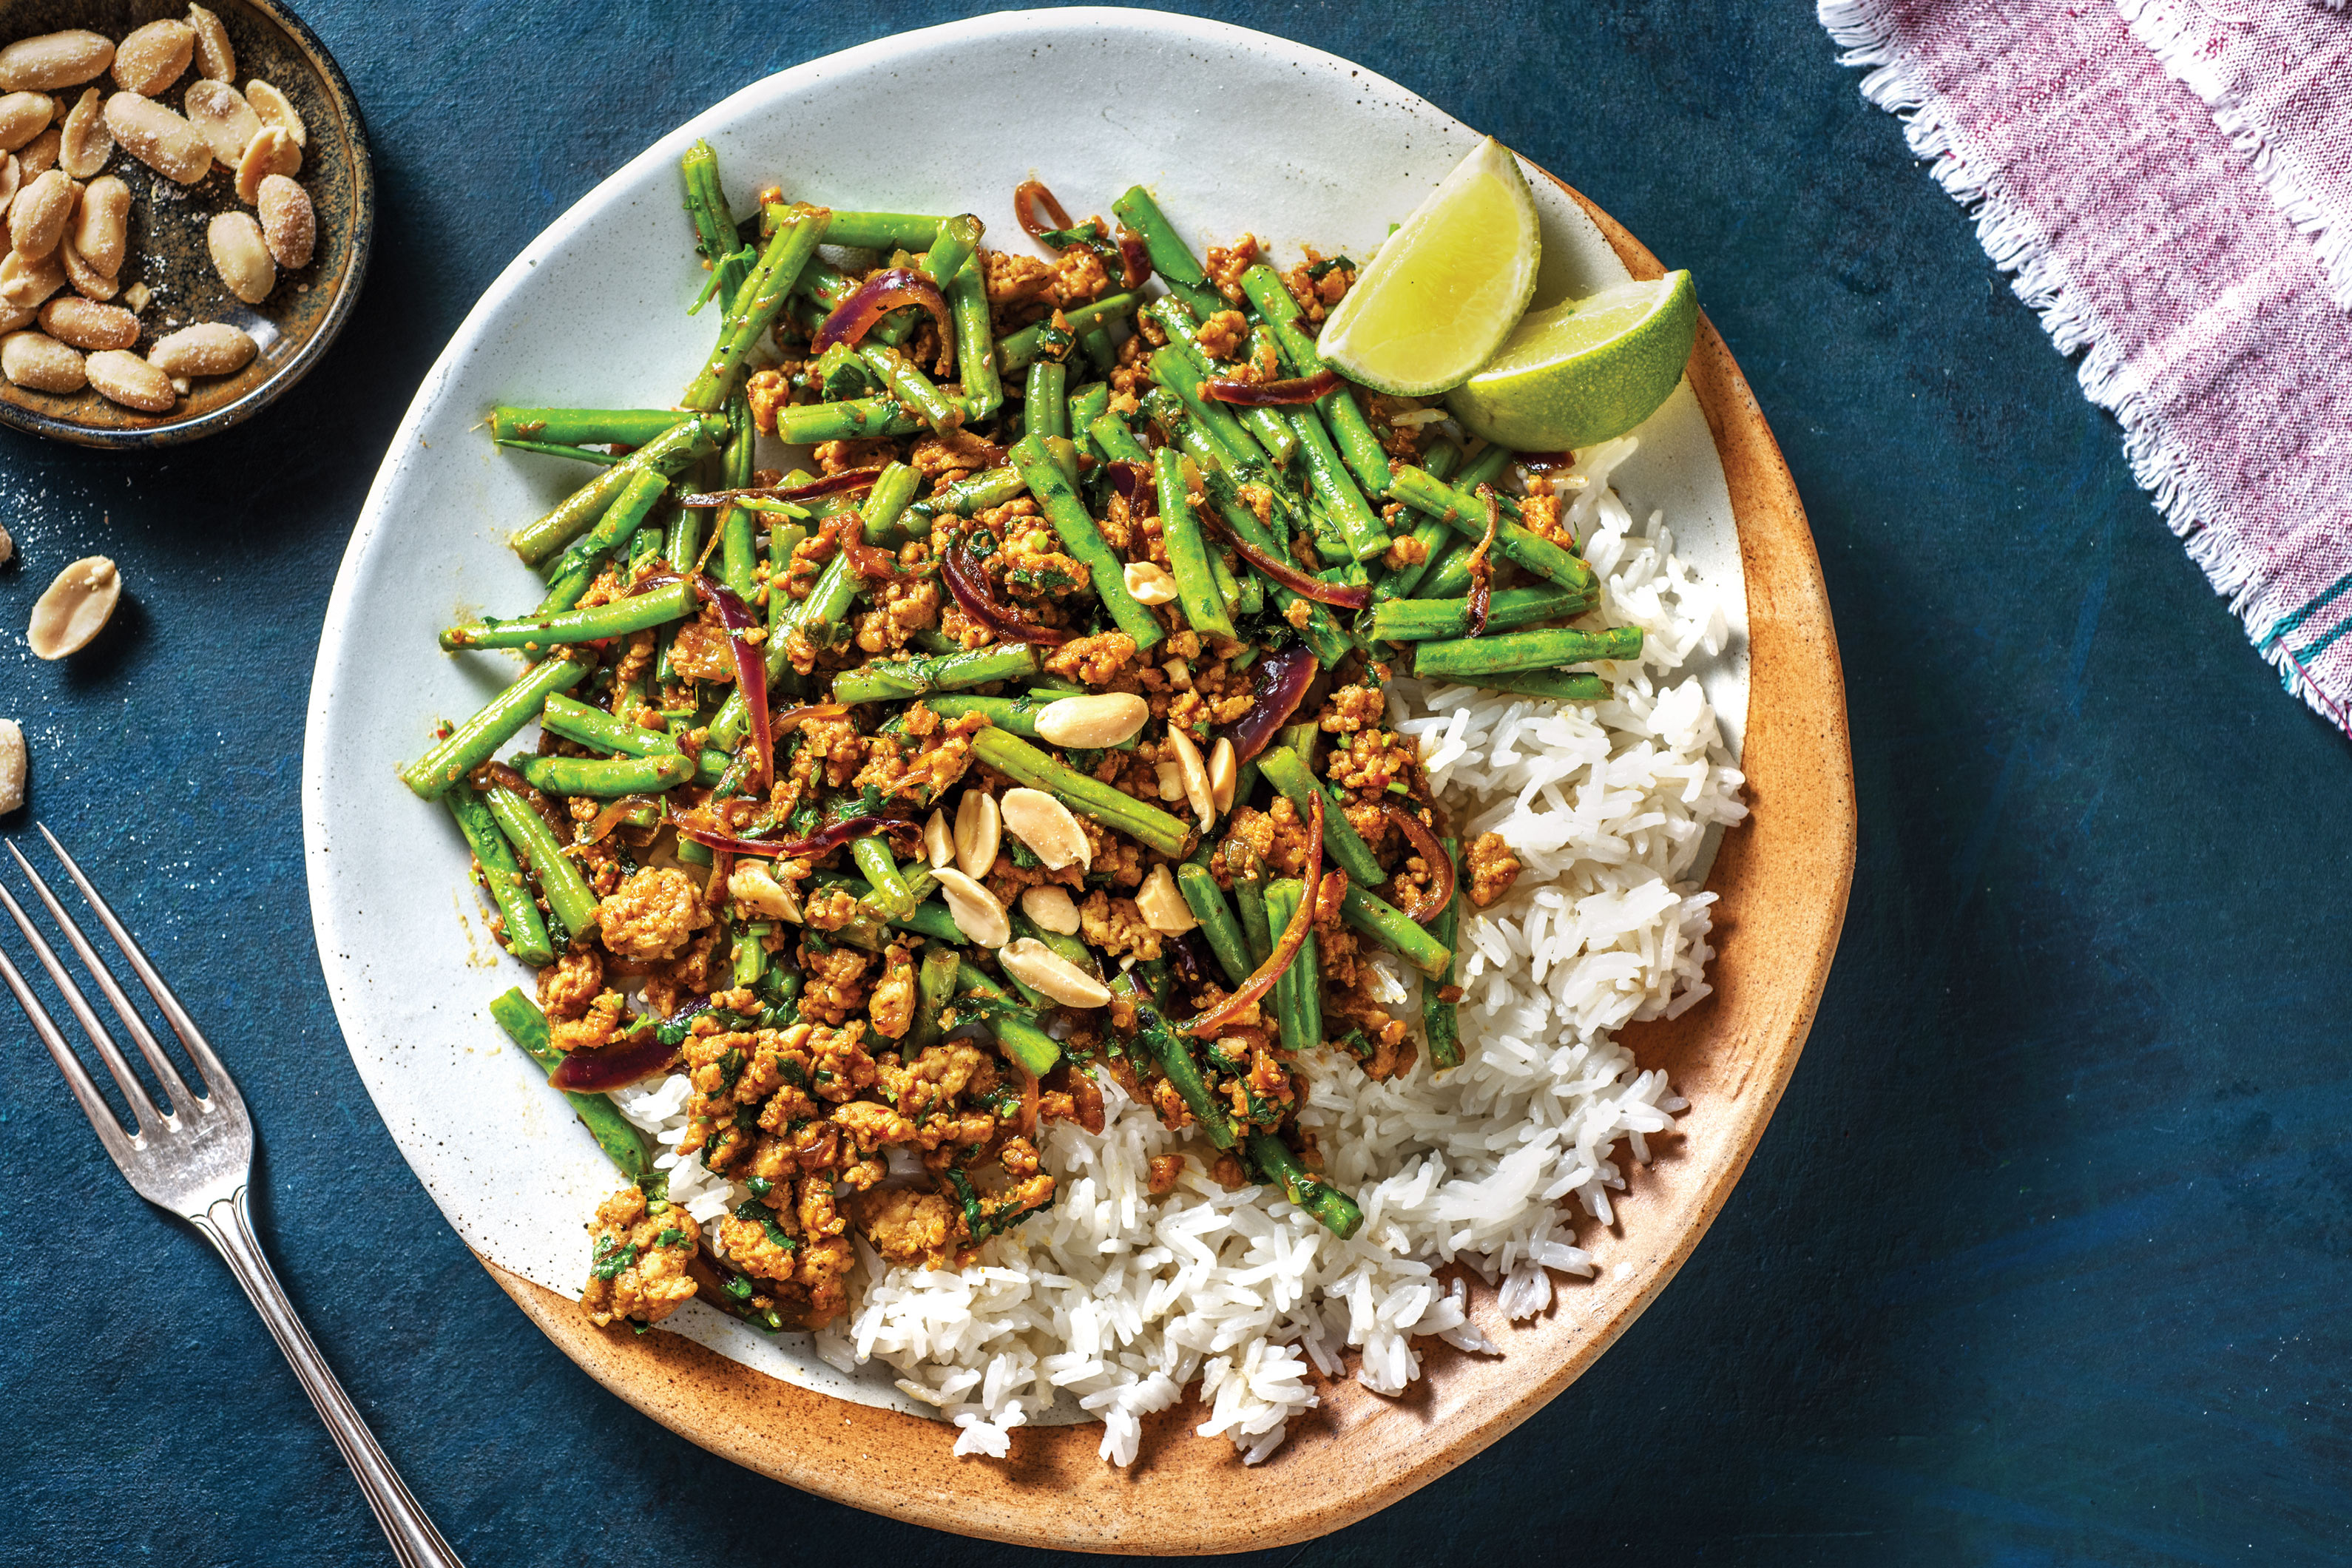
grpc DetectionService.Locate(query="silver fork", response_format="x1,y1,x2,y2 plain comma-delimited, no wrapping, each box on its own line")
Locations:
0,825,464,1568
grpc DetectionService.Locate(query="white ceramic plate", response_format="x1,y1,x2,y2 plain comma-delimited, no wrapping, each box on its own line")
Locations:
301,6,1746,1422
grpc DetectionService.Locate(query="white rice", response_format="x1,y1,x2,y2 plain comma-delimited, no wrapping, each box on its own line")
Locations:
612,443,1747,1466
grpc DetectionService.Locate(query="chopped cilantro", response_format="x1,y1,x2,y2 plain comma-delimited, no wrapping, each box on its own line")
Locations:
731,1197,798,1253
655,1228,687,1248
590,1236,641,1281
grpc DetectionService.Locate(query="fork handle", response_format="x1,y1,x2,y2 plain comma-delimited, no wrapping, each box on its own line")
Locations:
192,1189,467,1568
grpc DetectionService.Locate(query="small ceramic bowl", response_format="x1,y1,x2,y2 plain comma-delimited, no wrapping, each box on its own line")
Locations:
0,0,371,446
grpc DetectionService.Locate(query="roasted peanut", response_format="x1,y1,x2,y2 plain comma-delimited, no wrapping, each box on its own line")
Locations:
181,77,257,166
16,125,55,176
0,719,23,815
206,209,272,303
0,249,66,311
1123,560,1178,604
38,294,135,350
84,348,173,412
931,868,1010,949
255,172,311,267
1135,865,1199,936
1018,884,1082,936
923,808,953,870
244,78,303,147
8,169,76,260
953,788,1000,879
57,88,107,178
998,937,1111,1007
112,21,195,98
147,322,257,377
1208,736,1237,814
1167,725,1214,828
28,555,121,658
0,33,115,94
232,124,297,204
0,152,18,217
1035,692,1149,748
188,6,236,83
72,175,127,274
0,327,83,391
1000,788,1090,871
0,92,53,152
104,92,209,184
58,237,112,300
0,300,31,334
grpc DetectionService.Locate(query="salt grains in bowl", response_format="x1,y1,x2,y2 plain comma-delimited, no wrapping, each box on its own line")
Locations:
0,0,370,445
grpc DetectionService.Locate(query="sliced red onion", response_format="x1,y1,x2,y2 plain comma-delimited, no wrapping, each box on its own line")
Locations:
769,702,848,734
1104,460,1155,514
582,794,657,845
811,268,954,374
680,467,885,508
1203,369,1340,407
1198,510,1373,609
940,547,1069,646
1115,227,1152,290
549,1029,679,1092
1186,792,1328,1038
1463,485,1503,640
1384,805,1455,922
1220,649,1319,765
1013,179,1075,241
772,814,922,860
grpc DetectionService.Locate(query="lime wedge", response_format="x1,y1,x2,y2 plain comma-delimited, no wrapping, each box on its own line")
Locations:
1315,136,1540,397
1444,271,1699,451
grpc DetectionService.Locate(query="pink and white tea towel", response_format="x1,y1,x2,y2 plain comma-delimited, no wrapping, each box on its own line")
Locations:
1817,0,2352,732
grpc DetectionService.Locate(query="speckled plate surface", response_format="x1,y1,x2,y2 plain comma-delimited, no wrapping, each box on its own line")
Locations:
305,7,1851,1551
0,0,370,445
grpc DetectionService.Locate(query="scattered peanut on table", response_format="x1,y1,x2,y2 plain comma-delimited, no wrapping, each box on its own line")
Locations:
0,10,325,418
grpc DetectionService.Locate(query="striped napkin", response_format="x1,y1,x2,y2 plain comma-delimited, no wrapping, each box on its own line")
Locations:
1817,0,2352,732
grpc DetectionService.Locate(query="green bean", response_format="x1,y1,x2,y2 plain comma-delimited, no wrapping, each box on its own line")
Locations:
539,469,673,612
732,921,770,989
1368,584,1594,643
399,657,592,800
496,438,620,466
913,464,1024,521
774,393,936,446
946,257,1002,421
859,342,964,435
1148,345,1265,475
1067,380,1111,458
489,990,652,1177
1456,441,1514,492
970,729,1195,859
1086,411,1149,468
1008,434,1166,651
1387,467,1595,598
715,393,760,600
1025,357,1067,440
952,962,1061,1075
681,140,750,293
1237,263,1393,496
508,417,720,570
1234,874,1273,966
1422,436,1464,483
822,210,956,250
682,203,827,411
1263,879,1322,1058
445,782,553,966
442,575,694,653
1246,1132,1361,1240
1146,299,1296,467
483,783,601,939
830,641,1041,704
1153,445,1236,640
1176,865,1251,987
1109,186,1224,321
1453,670,1612,703
1280,401,1390,561
905,944,963,1055
1010,908,1101,981
541,693,680,758
517,751,695,797
1143,391,1351,666
1339,884,1453,978
1424,837,1463,1069
1413,625,1643,680
917,214,983,295
1252,743,1383,888
492,408,700,448
851,836,918,921
996,292,1140,374
918,693,1131,750
1129,996,1235,1149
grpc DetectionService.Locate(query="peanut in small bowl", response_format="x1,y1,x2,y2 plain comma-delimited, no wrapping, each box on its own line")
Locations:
0,0,370,447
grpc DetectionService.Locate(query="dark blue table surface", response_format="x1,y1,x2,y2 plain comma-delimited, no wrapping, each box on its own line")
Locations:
1,3,2345,1564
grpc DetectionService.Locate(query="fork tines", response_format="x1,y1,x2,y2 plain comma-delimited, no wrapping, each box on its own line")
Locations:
0,825,241,1168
